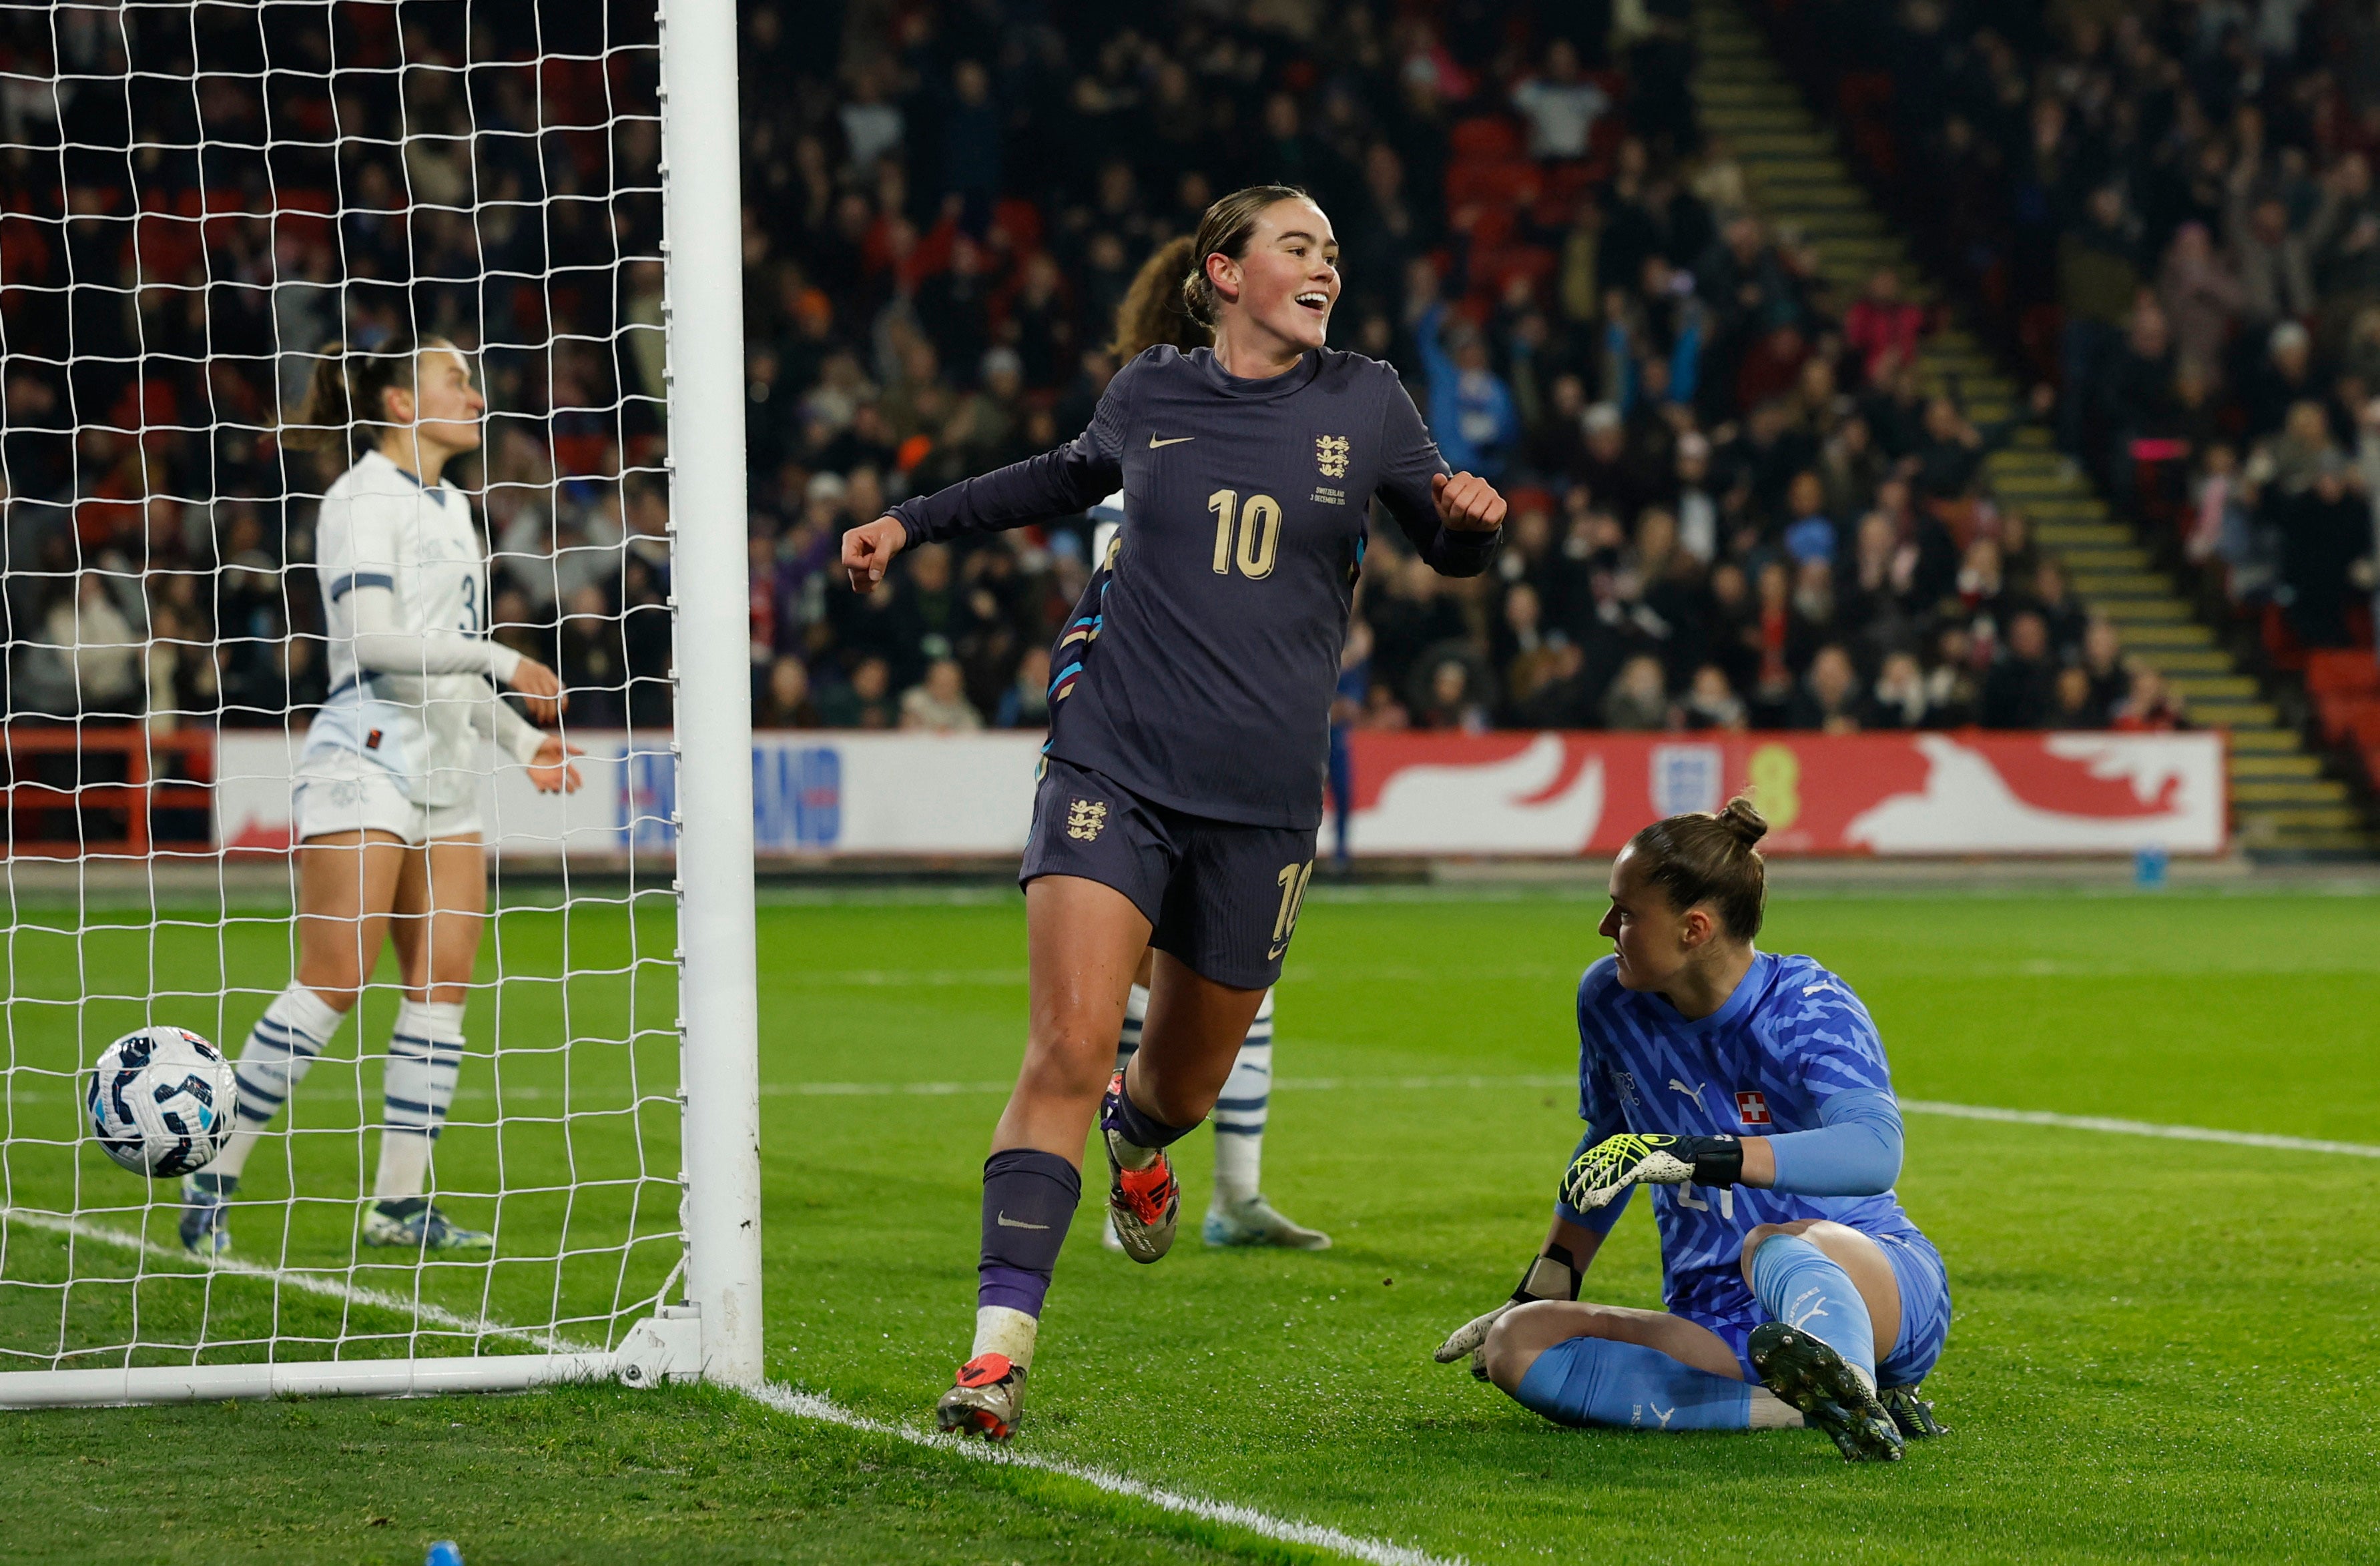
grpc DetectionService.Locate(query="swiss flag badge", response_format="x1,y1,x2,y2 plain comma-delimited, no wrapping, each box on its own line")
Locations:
1735,1090,1772,1127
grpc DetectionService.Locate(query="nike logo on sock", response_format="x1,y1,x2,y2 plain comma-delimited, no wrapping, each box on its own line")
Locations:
995,1212,1050,1230
1149,434,1195,448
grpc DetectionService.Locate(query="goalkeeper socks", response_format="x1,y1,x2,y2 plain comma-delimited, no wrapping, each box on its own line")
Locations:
374,999,466,1200
1211,990,1273,1204
1750,1234,1878,1388
214,984,347,1182
978,1148,1081,1319
1113,982,1148,1072
1512,1336,1757,1431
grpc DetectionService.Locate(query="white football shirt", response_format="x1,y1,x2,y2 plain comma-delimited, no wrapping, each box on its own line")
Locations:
304,449,540,806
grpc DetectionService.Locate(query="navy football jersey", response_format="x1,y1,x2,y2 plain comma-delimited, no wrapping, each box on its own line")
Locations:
889,345,1498,827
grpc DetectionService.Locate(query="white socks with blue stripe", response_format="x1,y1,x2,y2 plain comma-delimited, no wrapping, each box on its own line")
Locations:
205,984,348,1187
1212,990,1274,1204
1115,983,1276,1205
374,999,465,1200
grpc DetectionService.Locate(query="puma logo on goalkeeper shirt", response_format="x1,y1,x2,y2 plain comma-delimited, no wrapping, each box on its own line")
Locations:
1148,434,1195,448
996,1212,1050,1230
1667,1078,1707,1111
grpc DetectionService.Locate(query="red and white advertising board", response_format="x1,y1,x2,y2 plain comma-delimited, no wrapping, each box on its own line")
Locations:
212,727,2227,860
1342,730,2226,855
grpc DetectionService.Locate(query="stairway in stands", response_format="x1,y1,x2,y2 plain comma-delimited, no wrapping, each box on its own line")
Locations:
1693,1,2371,855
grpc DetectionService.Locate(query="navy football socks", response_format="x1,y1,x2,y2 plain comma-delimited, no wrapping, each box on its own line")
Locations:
977,1148,1081,1316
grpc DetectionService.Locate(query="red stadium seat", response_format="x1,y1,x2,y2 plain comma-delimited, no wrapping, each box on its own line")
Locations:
991,198,1043,254
2313,691,2380,745
1484,245,1556,296
1450,117,1523,160
1458,205,1517,250
2305,649,2380,697
2261,602,2308,672
1444,159,1540,210
2350,705,2380,751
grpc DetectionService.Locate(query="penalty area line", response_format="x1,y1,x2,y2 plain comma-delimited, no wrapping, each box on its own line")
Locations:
747,1382,1461,1566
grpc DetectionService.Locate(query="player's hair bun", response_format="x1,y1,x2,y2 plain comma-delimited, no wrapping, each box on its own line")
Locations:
1624,795,1771,940
1717,796,1769,848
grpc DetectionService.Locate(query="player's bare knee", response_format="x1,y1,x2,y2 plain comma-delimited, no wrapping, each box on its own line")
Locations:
1739,1223,1793,1285
1478,1308,1532,1390
1014,1033,1115,1105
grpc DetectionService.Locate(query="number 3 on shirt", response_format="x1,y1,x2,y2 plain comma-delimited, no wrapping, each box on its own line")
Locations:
1208,489,1281,580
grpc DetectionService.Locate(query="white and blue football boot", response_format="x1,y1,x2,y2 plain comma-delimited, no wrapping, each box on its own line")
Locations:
362,1198,492,1250
178,1174,234,1256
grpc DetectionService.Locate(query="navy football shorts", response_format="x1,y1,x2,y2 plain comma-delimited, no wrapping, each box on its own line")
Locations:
1019,755,1319,990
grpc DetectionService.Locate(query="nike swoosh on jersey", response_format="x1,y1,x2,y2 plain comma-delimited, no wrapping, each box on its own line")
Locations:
995,1212,1049,1230
1148,434,1195,448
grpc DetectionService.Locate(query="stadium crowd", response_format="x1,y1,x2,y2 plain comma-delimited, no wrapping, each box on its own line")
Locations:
1765,0,2380,660
0,1,671,731
748,0,2192,737
0,0,2277,741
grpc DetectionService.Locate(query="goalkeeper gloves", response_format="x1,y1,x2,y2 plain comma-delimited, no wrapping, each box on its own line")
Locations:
1431,1242,1585,1378
1562,1132,1744,1212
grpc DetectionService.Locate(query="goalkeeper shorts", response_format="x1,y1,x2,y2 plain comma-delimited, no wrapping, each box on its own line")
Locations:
1695,1228,1952,1388
292,747,483,845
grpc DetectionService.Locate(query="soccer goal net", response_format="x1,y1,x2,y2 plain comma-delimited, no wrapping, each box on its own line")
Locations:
0,0,759,1406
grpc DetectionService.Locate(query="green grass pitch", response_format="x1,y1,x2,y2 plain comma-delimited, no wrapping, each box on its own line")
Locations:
4,885,2378,1563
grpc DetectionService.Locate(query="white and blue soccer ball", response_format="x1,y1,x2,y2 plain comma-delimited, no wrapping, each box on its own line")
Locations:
86,1027,237,1178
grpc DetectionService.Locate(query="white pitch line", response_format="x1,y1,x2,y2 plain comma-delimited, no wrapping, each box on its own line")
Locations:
766,1076,2380,1160
3,1210,598,1354
6,1210,1460,1566
1899,1100,2380,1158
747,1382,1460,1566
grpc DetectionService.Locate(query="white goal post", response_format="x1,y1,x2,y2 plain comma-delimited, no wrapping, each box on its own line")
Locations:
0,0,758,1408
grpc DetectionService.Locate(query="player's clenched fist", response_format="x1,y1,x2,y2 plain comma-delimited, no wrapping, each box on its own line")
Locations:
1431,470,1506,532
842,515,909,591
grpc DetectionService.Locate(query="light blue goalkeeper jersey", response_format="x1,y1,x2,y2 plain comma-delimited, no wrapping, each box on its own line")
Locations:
1570,951,1925,1332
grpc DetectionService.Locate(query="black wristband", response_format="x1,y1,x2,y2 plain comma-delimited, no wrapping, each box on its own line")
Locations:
1509,1241,1583,1304
1686,1136,1744,1188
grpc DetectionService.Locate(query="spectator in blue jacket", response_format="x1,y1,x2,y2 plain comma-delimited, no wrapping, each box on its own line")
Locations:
1417,300,1522,480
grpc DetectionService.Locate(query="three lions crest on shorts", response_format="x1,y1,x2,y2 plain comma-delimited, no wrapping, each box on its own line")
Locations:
1065,798,1108,842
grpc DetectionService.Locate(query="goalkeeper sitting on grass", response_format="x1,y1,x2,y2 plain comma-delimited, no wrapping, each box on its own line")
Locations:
1434,797,1951,1463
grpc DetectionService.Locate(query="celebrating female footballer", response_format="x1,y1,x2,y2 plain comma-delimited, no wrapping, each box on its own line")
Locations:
1432,800,1952,1462
843,185,1507,1439
180,336,581,1256
1097,236,1329,1255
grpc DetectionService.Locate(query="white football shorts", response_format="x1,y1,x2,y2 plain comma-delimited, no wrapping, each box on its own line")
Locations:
291,747,483,845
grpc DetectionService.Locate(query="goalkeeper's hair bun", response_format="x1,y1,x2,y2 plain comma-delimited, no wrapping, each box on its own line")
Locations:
1717,797,1770,847
1625,793,1769,941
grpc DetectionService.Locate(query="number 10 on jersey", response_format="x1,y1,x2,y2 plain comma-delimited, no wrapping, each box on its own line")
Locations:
1208,488,1281,579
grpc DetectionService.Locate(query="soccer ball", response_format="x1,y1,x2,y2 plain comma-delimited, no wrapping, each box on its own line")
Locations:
86,1027,238,1178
